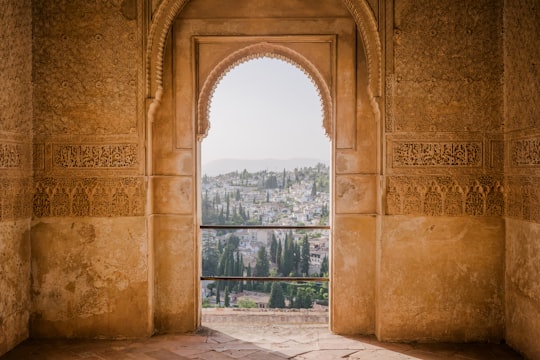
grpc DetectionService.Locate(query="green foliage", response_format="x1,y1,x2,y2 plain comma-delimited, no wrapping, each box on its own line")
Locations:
270,232,278,263
300,235,310,276
268,282,285,308
255,246,270,277
224,286,230,307
290,286,314,309
280,233,292,276
320,255,329,277
202,298,212,308
237,297,257,308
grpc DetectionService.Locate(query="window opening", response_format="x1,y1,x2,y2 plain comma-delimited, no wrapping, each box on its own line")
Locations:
200,57,331,323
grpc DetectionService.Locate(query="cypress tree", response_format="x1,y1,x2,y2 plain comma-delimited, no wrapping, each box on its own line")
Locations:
276,240,282,274
268,282,285,308
224,286,230,307
320,255,329,277
300,235,310,276
270,232,278,263
226,193,230,220
255,246,270,277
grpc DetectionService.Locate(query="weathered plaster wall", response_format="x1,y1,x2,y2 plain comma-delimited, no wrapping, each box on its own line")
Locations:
381,0,505,342
0,0,33,355
379,217,504,341
503,1,540,359
30,218,148,338
30,0,150,338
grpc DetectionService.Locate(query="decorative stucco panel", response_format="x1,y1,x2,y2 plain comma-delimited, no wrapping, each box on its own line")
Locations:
32,0,141,136
391,0,503,133
33,177,145,218
0,0,32,135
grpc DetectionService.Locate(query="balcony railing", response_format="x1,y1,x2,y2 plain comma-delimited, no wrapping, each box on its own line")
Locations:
200,224,330,283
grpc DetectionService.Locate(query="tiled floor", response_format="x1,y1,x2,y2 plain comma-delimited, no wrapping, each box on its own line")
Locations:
1,323,523,360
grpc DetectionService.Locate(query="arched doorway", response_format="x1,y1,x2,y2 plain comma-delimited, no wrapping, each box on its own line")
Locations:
200,56,331,323
147,0,382,335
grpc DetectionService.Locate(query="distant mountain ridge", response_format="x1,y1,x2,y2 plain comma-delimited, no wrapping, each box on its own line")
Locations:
203,158,328,176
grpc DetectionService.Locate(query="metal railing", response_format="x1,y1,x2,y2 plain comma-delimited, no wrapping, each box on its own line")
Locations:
200,224,330,283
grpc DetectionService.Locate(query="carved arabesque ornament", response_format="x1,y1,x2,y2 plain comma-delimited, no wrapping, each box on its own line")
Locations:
0,178,33,221
196,43,332,141
33,177,145,218
386,176,506,218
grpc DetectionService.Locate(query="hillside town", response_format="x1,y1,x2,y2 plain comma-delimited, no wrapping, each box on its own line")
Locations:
201,163,330,309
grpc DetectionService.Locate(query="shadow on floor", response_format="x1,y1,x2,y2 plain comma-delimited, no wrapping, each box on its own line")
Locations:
1,323,523,359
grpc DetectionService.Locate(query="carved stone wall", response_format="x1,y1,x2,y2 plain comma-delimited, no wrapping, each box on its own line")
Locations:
32,0,141,136
386,0,504,213
33,177,145,218
1,0,538,351
503,2,540,359
391,0,503,133
0,0,33,356
379,0,505,342
384,1,505,213
386,176,504,217
29,0,150,339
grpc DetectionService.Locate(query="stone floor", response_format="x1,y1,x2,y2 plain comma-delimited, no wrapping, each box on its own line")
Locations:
1,322,523,360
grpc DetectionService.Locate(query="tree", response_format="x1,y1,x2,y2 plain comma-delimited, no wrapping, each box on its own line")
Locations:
216,286,221,307
300,235,310,276
202,240,219,276
224,286,230,307
255,246,270,277
295,287,313,308
281,233,295,276
268,282,285,308
276,240,282,274
238,297,256,308
311,181,317,197
225,193,230,220
293,239,300,275
320,255,329,277
246,265,253,291
266,175,278,189
270,232,278,263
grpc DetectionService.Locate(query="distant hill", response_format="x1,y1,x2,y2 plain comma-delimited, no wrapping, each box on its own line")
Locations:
202,158,329,176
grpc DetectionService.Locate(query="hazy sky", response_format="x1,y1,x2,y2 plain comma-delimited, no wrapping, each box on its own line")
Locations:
202,57,330,165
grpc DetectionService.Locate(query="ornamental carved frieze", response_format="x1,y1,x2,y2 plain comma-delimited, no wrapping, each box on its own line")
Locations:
392,141,482,167
0,143,22,168
506,176,540,223
386,176,504,217
511,138,540,166
0,178,33,221
52,144,138,168
33,177,145,218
